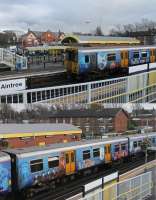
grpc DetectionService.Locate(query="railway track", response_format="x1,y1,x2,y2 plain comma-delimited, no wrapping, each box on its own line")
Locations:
26,154,155,200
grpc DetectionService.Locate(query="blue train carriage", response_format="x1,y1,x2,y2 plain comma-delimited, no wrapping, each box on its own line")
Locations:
3,144,70,191
128,48,150,66
0,152,11,196
65,45,156,78
127,133,156,155
75,137,128,171
110,137,128,161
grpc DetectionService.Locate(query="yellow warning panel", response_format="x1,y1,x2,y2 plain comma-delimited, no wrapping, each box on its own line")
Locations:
149,72,156,85
103,180,117,200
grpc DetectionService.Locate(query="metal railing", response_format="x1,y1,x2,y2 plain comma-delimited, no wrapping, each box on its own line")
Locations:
81,171,152,200
0,64,156,104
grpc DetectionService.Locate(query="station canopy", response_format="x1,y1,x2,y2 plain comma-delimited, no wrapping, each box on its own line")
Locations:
61,34,140,46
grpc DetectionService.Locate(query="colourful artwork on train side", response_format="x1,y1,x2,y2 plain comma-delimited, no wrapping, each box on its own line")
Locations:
0,161,11,193
97,52,107,70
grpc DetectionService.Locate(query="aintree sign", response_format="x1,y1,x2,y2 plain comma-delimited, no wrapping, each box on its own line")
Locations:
0,79,26,95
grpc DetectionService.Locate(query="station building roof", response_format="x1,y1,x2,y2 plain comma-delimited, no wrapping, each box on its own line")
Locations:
0,123,82,139
61,35,140,45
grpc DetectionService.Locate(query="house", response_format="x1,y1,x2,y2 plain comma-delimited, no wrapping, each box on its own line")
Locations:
41,31,57,44
47,108,129,138
20,29,40,47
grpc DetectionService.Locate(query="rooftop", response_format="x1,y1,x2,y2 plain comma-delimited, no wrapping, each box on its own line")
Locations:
0,123,81,138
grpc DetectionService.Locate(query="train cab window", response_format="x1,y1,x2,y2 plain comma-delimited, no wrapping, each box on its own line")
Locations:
121,144,126,150
83,150,90,160
30,159,43,173
85,55,89,63
71,152,75,162
93,148,100,157
141,52,147,58
48,157,59,168
133,52,139,59
107,53,116,61
133,141,137,148
66,154,69,164
115,145,120,152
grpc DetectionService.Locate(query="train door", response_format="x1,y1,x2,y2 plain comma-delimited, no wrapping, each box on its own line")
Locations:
150,49,155,63
105,144,111,163
65,151,75,175
121,50,128,68
90,53,97,71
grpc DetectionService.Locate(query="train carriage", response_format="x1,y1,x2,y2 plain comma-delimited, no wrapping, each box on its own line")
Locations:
0,152,11,195
65,45,156,79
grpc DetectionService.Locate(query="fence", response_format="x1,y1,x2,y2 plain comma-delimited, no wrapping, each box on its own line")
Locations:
81,172,152,200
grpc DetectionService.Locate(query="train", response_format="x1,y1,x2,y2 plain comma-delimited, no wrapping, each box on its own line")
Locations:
64,45,156,78
0,132,156,199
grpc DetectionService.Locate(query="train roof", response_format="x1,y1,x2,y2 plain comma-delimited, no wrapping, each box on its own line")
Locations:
0,123,82,139
4,137,128,158
68,45,156,53
0,152,10,162
127,132,156,140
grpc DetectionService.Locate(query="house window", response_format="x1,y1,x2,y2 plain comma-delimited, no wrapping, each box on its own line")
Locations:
30,159,43,173
83,150,90,160
93,148,100,157
48,157,59,168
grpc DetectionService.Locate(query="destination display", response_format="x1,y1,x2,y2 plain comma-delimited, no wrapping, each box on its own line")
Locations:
0,78,26,95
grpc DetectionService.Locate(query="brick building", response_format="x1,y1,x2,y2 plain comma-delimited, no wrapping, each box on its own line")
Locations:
20,30,40,47
41,31,57,44
0,123,82,149
131,109,156,131
48,108,129,138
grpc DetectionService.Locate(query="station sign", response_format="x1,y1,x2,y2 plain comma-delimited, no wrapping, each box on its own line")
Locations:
0,78,26,95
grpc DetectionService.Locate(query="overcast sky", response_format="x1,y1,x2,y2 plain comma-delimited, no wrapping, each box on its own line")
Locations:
0,0,156,34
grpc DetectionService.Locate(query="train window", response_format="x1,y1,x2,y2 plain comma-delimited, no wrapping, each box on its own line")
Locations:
85,55,89,63
121,144,126,150
48,157,59,168
115,145,120,152
141,52,147,58
71,152,75,162
138,141,142,146
30,159,43,173
107,53,116,61
121,52,124,59
93,148,100,157
133,141,137,148
125,52,128,59
133,52,139,59
105,146,107,153
108,146,111,153
83,150,90,160
66,154,69,164
152,138,155,143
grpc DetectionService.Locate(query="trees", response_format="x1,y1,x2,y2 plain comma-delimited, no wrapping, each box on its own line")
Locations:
94,26,104,36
